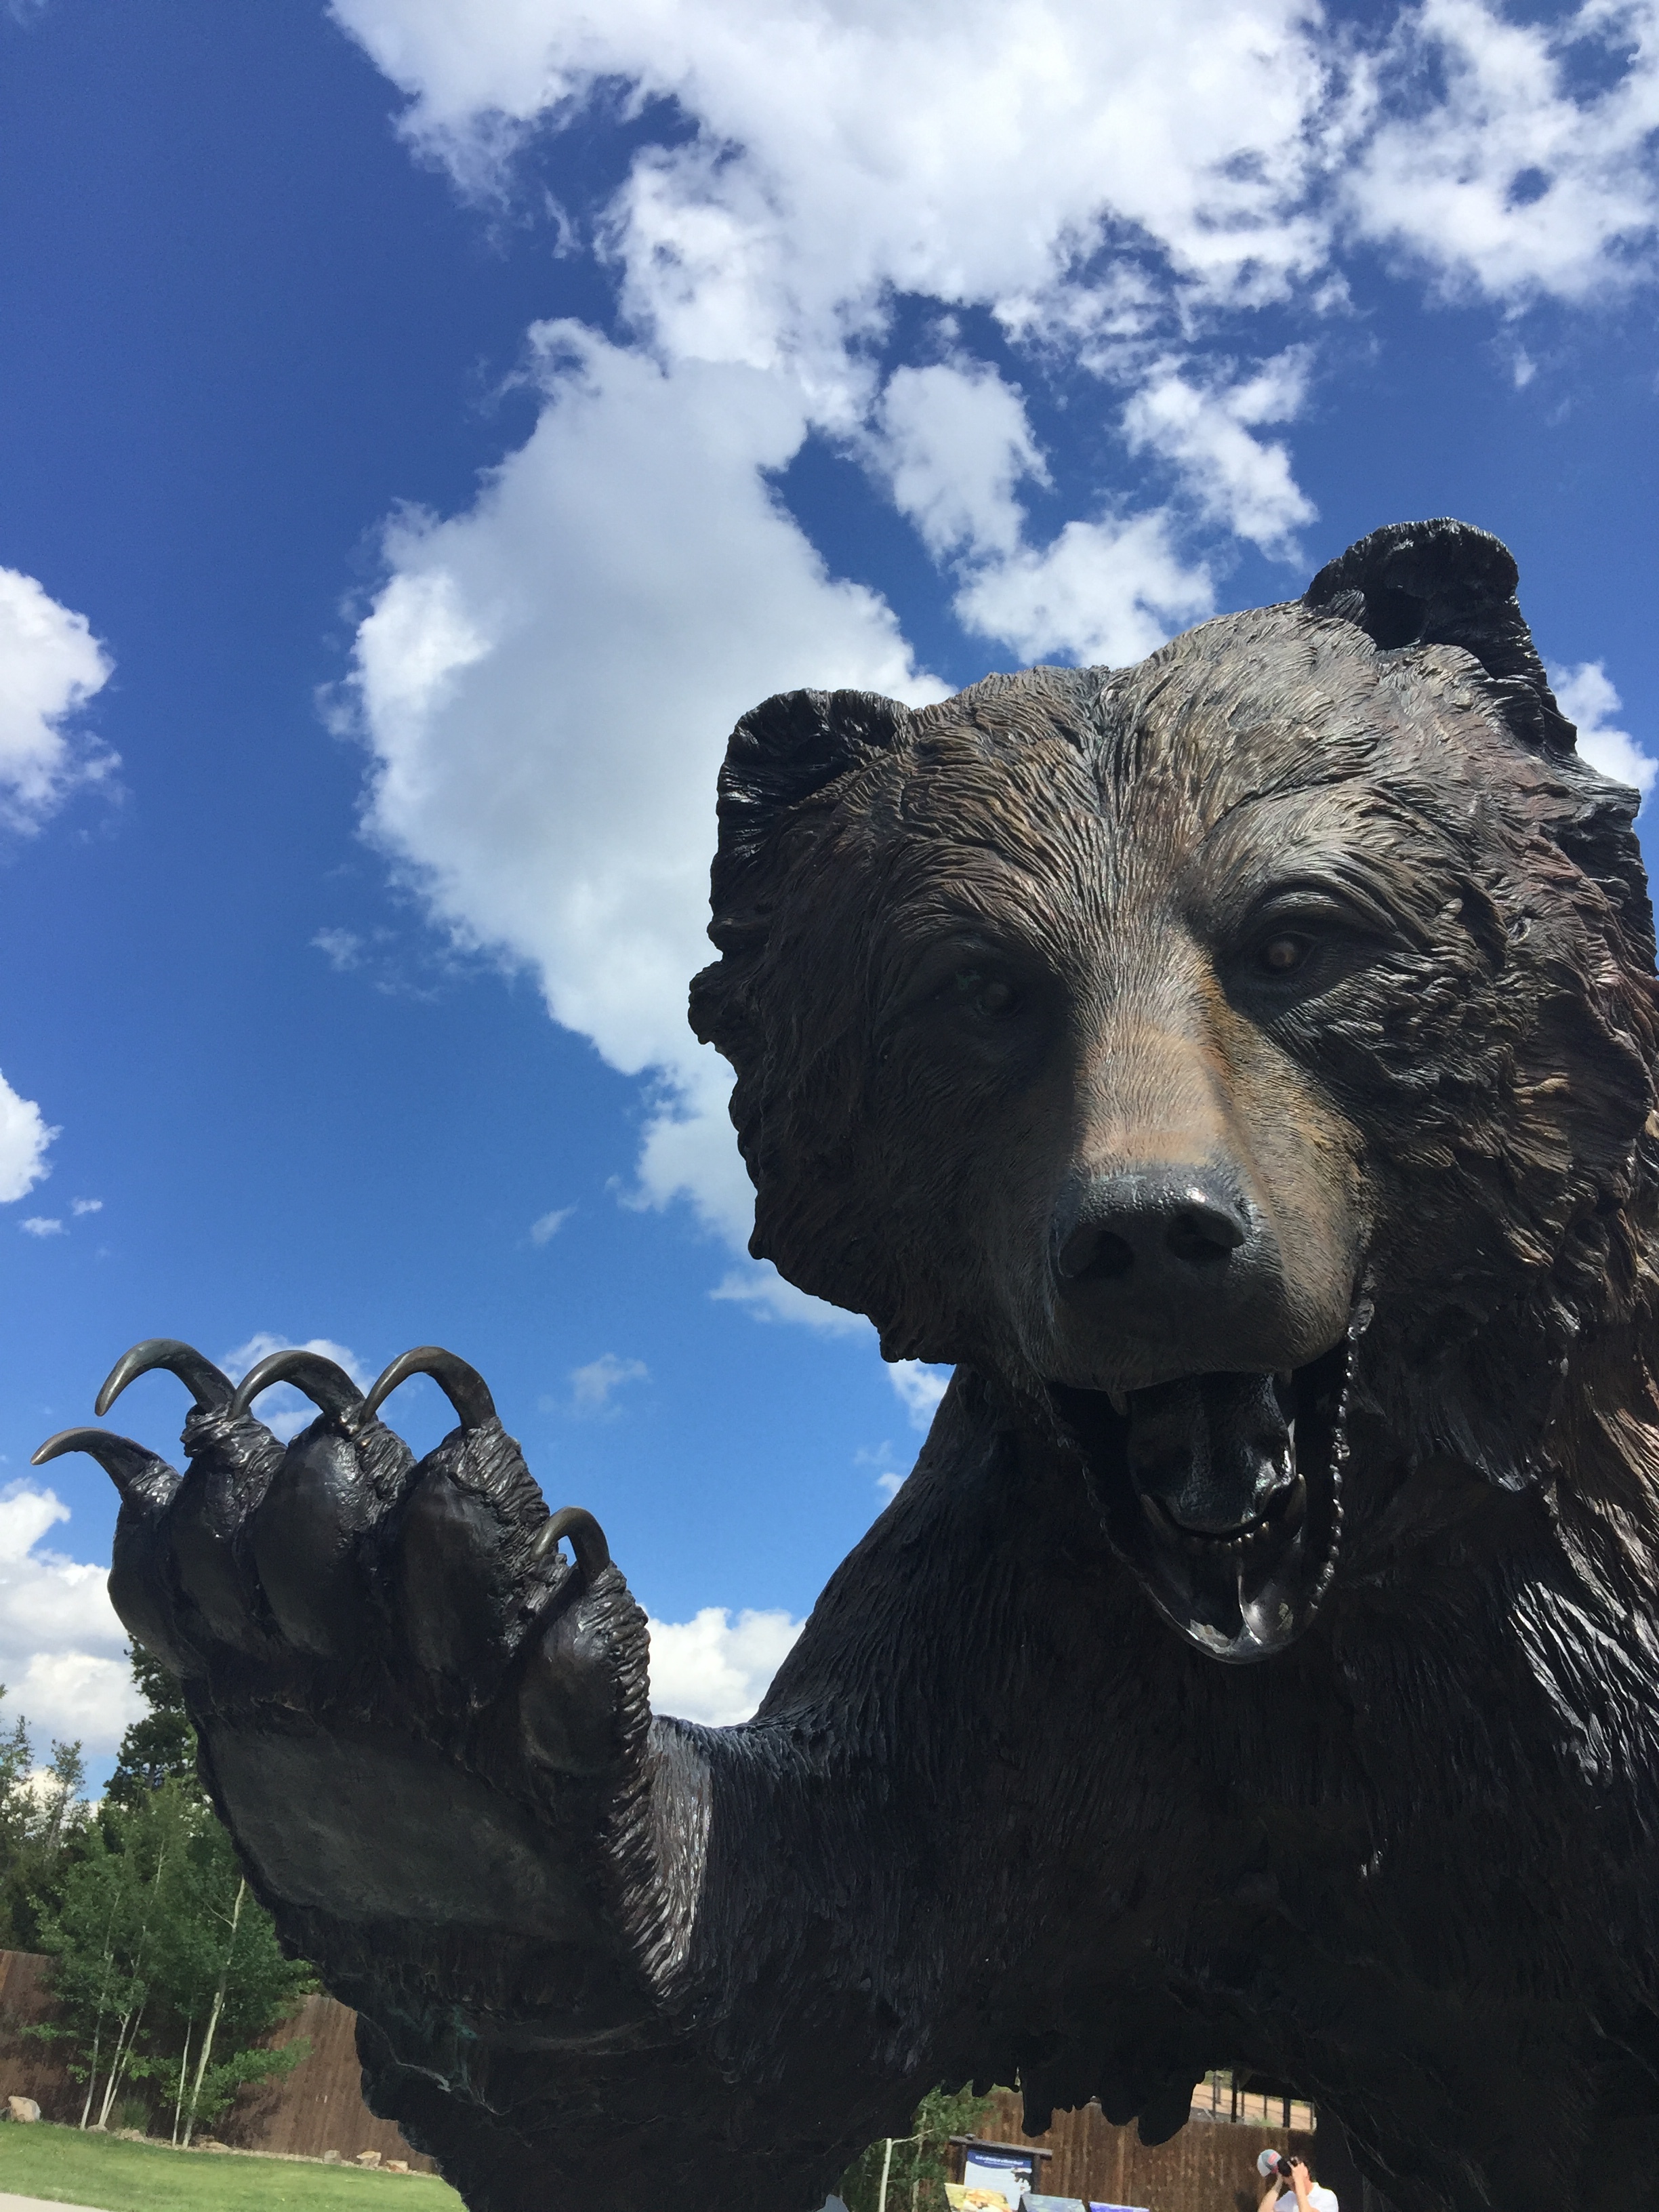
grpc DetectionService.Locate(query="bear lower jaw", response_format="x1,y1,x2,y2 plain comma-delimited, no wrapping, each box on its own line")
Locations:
1049,1338,1351,1664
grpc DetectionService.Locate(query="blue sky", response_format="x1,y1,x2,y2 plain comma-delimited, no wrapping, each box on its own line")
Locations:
1,0,1655,1774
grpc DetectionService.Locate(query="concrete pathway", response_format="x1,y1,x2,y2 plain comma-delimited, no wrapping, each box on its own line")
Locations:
0,2193,110,2212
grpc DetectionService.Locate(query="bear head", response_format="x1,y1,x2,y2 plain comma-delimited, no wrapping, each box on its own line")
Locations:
691,520,1659,1661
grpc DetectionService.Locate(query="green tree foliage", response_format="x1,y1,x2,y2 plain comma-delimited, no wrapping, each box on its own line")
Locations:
838,2085,996,2212
0,1685,91,1948
26,1648,314,2142
103,1647,199,1809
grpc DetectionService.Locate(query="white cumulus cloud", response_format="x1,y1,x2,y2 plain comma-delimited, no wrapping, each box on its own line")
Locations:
710,1261,869,1334
871,359,1218,657
333,0,1339,361
569,1351,649,1415
1,565,107,1249
0,1067,58,1205
0,1484,142,1756
1347,0,1659,305
0,564,113,834
889,1361,951,1431
348,328,942,1248
312,926,364,972
1122,351,1317,558
958,512,1213,669
333,0,1659,354
1553,659,1655,800
646,1605,803,1725
876,361,1048,562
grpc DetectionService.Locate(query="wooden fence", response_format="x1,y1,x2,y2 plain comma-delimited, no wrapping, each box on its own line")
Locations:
961,2087,1317,2211
7,1947,1338,2211
0,1949,431,2171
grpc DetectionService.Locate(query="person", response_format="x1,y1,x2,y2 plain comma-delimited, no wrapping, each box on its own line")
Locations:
1257,2149,1338,2212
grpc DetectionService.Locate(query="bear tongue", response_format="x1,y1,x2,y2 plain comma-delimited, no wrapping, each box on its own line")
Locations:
1125,1371,1294,1536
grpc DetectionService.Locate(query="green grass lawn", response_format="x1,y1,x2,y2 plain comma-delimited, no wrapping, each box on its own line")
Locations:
0,2123,465,2211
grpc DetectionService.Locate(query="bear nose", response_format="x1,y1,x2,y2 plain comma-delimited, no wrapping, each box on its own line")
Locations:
1054,1170,1250,1287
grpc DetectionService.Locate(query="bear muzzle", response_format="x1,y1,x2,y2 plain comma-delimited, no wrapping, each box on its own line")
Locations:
1049,1341,1353,1664
1046,1161,1338,1388
1040,1163,1356,1660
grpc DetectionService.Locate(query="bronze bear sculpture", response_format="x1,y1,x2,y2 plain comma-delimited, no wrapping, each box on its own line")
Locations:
38,519,1659,2212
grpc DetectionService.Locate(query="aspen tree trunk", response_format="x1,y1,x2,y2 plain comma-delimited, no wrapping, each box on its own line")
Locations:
878,2131,917,2212
77,1977,108,2127
78,1874,125,2126
96,2001,144,2130
94,2005,135,2129
171,2021,192,2147
95,1838,169,2131
182,1877,245,2148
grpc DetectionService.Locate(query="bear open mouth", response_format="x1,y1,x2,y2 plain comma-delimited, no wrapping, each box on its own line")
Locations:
1049,1339,1351,1662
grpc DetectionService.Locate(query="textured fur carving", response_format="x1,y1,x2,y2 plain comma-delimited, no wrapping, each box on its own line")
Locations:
48,524,1659,2212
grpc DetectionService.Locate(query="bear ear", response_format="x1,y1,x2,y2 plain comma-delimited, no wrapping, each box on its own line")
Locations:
709,686,909,917
1304,518,1575,756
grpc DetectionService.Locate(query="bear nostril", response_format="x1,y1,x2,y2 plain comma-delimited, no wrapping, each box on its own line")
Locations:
1053,1172,1252,1292
1059,1225,1135,1282
1165,1197,1247,1264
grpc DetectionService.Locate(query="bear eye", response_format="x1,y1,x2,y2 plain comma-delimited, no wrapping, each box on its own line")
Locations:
953,967,1017,1017
1257,933,1312,976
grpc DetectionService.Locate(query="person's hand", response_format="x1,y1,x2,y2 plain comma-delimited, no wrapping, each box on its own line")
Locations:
1289,2158,1313,2203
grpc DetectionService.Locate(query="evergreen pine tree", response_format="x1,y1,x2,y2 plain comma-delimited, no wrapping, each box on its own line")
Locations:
104,1648,199,1811
0,1686,91,1950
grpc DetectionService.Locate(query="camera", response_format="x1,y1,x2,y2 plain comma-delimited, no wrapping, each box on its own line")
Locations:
1273,2158,1295,2182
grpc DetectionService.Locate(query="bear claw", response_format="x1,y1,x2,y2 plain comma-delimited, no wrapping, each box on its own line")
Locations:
534,1505,611,1580
360,1345,497,1430
31,1425,178,1499
228,1347,363,1422
33,1425,188,1671
96,1337,234,1417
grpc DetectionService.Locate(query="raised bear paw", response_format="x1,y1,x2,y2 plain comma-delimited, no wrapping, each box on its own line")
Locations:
35,1341,655,2042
